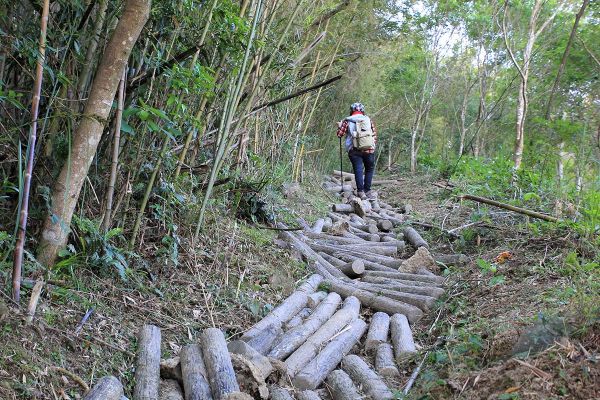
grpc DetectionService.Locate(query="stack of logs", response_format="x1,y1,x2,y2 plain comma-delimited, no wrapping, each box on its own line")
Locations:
83,173,449,399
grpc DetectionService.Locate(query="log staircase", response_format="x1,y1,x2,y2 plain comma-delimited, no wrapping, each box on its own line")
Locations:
84,172,453,400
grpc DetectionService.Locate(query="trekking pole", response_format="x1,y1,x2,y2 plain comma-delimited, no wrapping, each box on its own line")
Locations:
339,136,343,193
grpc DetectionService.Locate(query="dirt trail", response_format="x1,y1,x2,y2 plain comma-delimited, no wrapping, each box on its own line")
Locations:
0,173,597,399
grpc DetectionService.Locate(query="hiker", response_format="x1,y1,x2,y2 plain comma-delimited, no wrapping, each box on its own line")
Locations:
336,102,377,200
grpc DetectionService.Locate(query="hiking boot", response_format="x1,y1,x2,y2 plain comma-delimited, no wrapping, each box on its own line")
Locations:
366,190,377,199
357,191,367,200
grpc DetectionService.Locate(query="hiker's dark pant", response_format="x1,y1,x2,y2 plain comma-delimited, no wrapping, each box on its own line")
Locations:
348,149,375,192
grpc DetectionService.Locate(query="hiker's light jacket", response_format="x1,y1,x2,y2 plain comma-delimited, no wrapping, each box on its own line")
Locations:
336,111,377,153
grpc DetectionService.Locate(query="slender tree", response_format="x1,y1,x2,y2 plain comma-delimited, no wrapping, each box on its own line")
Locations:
12,0,50,303
37,0,151,266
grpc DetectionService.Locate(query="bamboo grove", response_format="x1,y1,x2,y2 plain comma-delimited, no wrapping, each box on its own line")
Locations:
1,0,599,303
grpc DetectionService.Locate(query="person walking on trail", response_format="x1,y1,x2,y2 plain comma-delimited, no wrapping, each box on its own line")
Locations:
336,102,377,200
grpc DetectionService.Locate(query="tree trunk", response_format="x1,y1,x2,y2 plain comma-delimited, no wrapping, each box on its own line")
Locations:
37,0,151,266
545,0,589,119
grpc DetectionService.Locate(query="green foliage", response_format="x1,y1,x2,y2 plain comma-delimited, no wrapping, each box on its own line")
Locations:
54,217,129,281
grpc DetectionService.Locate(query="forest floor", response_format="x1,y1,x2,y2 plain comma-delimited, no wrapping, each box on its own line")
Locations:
0,172,598,399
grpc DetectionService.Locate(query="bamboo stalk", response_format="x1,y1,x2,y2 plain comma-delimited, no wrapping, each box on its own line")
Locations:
13,0,49,303
102,67,126,232
460,194,559,222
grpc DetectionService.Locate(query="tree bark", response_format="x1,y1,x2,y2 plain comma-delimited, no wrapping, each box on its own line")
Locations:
159,379,184,400
293,319,367,390
268,292,342,360
390,314,417,361
200,328,240,400
284,296,360,376
37,0,151,266
326,369,362,400
341,355,393,400
365,312,390,353
269,386,294,400
227,340,274,382
180,344,212,400
297,391,322,400
375,343,399,377
84,376,124,400
403,227,428,249
134,324,162,400
240,274,322,342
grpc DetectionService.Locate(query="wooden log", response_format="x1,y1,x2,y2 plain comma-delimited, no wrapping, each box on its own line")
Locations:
369,212,404,226
200,328,240,400
245,321,283,355
353,223,379,234
322,217,333,231
134,324,161,400
284,296,359,376
307,291,328,308
285,307,312,330
332,203,353,213
240,274,322,342
363,270,445,285
280,229,424,320
304,232,370,245
333,244,397,257
390,314,417,361
335,253,398,273
333,170,355,179
365,312,390,353
325,370,361,400
377,220,393,232
370,199,382,212
180,344,212,400
339,260,365,278
312,218,325,234
84,376,123,400
309,241,397,257
293,319,368,390
417,267,438,277
460,193,560,222
403,227,429,249
341,355,393,400
354,282,435,312
375,343,399,377
227,340,273,382
323,279,423,323
297,390,322,400
378,200,393,210
269,292,342,360
159,379,184,400
361,276,445,297
324,184,352,193
332,251,402,269
347,230,380,241
269,386,294,400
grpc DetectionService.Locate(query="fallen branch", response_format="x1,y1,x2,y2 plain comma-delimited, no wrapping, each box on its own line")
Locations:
460,194,559,222
50,366,90,392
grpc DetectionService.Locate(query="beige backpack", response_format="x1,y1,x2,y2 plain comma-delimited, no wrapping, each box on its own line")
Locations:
350,116,375,151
